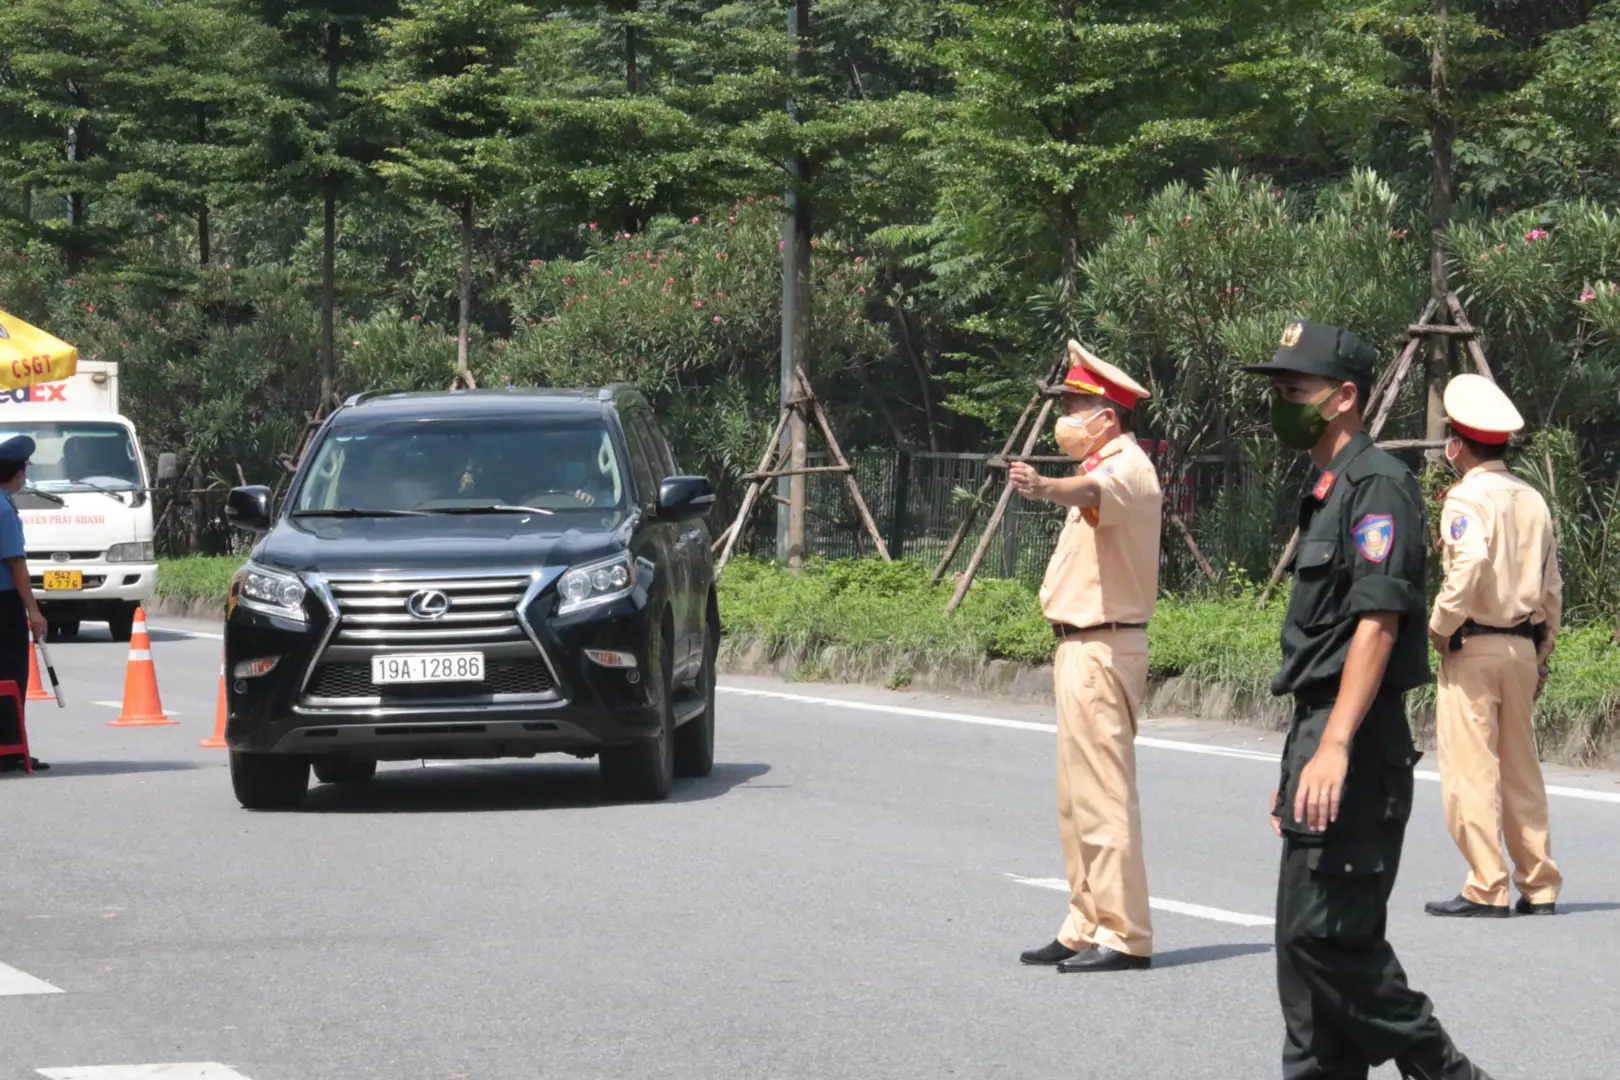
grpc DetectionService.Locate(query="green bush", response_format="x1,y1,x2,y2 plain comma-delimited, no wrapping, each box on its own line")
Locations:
155,557,240,606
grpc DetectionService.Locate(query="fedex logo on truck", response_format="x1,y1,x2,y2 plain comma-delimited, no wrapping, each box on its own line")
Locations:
0,382,69,405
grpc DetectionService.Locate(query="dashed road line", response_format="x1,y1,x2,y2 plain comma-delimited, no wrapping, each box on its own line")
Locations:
0,960,63,996
39,1066,254,1079
721,685,1620,804
92,702,182,715
150,626,224,641
1005,874,1275,928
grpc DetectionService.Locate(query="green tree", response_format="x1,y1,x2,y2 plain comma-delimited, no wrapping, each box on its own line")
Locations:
376,0,536,384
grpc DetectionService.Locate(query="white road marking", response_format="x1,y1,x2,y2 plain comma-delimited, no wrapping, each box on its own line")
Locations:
38,1066,253,1080
149,626,224,641
0,961,63,996
1005,874,1275,927
720,685,1620,804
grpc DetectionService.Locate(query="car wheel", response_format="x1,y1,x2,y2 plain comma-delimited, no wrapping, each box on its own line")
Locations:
47,620,80,641
313,758,378,785
675,615,717,779
229,751,310,810
106,604,136,643
600,624,675,802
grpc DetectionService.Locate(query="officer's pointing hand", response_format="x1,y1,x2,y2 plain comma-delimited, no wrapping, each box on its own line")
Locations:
1294,742,1349,833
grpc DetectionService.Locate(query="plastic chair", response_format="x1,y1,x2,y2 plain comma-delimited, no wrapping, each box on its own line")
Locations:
0,679,29,773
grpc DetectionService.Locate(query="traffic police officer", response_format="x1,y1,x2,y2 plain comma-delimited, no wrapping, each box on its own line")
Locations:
1011,340,1160,974
1426,374,1562,919
0,435,48,773
1244,322,1493,1079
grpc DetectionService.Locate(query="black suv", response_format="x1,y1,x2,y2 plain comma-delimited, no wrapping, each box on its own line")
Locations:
221,386,720,810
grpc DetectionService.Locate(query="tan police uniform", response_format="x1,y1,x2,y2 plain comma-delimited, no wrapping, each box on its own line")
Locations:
1430,374,1563,911
1038,344,1161,959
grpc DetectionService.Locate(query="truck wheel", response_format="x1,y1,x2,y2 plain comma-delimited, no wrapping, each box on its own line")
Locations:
313,758,378,785
47,620,80,641
106,605,136,643
674,615,717,779
600,625,675,801
229,751,310,810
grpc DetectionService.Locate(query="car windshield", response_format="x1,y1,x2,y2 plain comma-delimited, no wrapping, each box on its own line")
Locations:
0,421,141,492
294,417,629,517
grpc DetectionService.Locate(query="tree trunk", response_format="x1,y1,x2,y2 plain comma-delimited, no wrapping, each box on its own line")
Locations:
623,0,638,94
458,195,474,380
320,23,342,407
777,0,812,568
1056,0,1080,299
197,106,211,266
321,186,336,405
1425,0,1454,451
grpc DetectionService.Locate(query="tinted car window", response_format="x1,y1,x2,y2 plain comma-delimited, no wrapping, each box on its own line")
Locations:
296,417,628,514
619,410,662,505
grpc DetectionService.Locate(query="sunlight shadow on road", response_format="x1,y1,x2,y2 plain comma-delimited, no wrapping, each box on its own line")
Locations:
296,760,772,815
1152,942,1273,969
1,759,202,778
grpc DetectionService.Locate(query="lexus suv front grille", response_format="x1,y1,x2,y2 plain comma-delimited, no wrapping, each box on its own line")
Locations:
327,575,532,647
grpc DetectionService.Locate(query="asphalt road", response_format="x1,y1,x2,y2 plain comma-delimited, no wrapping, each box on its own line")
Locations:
5,618,1620,1080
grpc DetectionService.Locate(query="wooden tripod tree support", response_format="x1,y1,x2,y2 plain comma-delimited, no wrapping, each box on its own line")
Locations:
1254,294,1497,609
715,367,891,575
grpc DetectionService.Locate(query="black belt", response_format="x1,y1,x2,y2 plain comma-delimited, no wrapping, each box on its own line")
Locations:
1449,619,1539,652
1052,621,1147,639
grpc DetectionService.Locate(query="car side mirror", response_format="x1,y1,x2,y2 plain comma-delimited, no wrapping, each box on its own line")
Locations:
156,452,180,485
225,485,274,535
657,476,716,522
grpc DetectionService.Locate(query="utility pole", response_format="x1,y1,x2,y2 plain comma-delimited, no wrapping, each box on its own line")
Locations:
776,0,812,567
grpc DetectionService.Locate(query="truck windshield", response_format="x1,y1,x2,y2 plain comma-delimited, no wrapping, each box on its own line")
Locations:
0,422,142,492
295,418,629,516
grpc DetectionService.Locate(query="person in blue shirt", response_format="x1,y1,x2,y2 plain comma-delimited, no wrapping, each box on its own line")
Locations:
0,435,49,773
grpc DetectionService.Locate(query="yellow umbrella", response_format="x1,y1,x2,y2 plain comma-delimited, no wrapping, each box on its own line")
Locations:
0,308,78,391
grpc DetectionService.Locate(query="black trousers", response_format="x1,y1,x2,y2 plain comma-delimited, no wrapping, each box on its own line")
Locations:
1275,697,1452,1079
0,589,27,745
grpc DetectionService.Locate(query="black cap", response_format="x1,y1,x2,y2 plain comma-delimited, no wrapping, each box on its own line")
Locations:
1242,320,1376,386
0,435,35,464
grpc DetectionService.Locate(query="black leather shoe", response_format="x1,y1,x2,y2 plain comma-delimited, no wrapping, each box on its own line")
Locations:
1396,1032,1495,1079
1056,945,1152,973
1425,895,1509,919
1019,940,1078,966
0,755,45,773
1514,897,1556,916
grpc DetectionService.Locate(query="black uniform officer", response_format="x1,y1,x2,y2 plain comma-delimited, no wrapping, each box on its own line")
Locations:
0,434,49,772
1244,321,1492,1080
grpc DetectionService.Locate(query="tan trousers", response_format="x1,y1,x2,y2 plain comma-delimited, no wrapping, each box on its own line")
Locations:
1052,630,1153,956
1436,635,1562,906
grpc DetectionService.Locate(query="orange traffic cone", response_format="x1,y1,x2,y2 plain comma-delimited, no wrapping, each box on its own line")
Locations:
107,607,176,727
200,661,227,749
26,643,53,702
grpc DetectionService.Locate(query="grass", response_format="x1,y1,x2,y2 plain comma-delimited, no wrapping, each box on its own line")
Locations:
154,553,1620,760
155,556,240,606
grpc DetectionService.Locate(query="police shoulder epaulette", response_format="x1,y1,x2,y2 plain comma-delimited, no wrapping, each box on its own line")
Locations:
1080,444,1125,476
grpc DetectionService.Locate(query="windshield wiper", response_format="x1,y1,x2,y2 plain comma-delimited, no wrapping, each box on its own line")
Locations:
428,504,555,516
19,486,65,506
291,508,430,518
67,481,130,503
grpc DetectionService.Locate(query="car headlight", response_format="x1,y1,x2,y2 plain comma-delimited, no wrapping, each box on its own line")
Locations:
105,541,155,563
234,562,309,622
557,553,635,614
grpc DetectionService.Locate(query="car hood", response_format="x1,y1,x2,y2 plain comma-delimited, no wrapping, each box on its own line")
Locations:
252,511,632,575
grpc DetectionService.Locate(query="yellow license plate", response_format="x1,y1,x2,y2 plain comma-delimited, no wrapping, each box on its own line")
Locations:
43,570,82,591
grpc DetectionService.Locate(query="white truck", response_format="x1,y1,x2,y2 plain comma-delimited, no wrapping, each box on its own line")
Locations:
0,360,176,641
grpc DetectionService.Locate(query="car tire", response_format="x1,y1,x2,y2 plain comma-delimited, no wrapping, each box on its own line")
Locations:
47,620,80,641
674,615,717,779
600,624,675,802
106,604,136,643
229,751,310,810
313,758,378,785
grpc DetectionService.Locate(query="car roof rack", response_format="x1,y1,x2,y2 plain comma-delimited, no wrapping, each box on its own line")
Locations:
598,382,634,402
343,389,395,408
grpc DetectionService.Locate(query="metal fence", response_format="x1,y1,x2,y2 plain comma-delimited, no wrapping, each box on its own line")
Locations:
720,446,1300,591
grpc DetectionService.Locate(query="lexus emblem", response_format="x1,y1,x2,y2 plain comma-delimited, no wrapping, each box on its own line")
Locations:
405,589,451,620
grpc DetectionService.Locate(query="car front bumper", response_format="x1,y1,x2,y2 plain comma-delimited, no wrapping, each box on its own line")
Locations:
31,561,157,609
